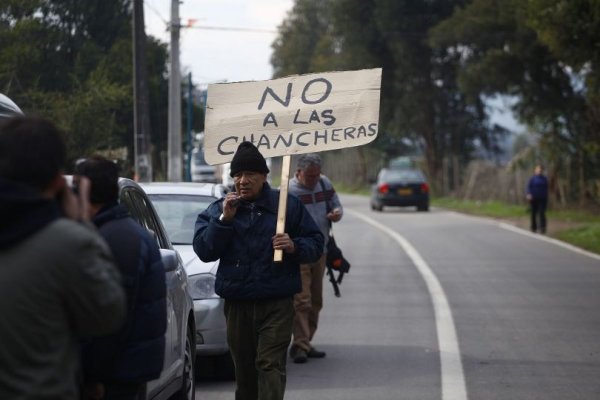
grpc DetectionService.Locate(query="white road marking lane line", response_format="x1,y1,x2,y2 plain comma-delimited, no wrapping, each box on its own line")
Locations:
347,209,468,400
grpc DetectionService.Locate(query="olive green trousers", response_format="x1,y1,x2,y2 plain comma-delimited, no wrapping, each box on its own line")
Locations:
224,297,294,400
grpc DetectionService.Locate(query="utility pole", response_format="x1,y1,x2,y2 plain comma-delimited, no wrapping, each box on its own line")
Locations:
168,0,182,181
186,72,193,182
132,0,152,182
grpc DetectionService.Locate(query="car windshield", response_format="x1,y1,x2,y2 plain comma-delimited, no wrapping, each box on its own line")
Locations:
148,194,216,245
381,169,424,182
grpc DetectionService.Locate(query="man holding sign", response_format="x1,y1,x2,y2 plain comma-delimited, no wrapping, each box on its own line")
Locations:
193,141,323,400
196,68,381,400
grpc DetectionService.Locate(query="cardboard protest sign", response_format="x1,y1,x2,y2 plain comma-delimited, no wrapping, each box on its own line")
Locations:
204,68,382,165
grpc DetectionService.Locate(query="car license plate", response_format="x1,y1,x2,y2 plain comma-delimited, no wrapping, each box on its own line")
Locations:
397,188,412,196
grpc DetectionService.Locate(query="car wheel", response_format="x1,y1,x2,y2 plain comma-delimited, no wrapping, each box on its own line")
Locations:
417,203,429,212
174,325,196,400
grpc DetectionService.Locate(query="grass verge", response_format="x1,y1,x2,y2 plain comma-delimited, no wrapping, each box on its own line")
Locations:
555,225,600,255
432,198,528,219
432,197,600,255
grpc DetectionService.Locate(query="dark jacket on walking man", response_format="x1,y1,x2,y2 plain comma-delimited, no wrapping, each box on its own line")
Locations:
193,142,323,400
77,157,167,400
526,165,549,233
0,116,126,400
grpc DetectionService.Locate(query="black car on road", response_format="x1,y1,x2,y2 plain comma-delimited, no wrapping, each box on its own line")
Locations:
370,168,430,212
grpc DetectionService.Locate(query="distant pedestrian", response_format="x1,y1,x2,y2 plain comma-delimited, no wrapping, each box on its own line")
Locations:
76,156,167,400
193,141,323,400
0,116,126,400
526,164,549,233
288,153,343,363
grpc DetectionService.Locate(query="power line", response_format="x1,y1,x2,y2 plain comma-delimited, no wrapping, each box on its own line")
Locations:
186,24,277,34
143,1,277,34
143,0,168,25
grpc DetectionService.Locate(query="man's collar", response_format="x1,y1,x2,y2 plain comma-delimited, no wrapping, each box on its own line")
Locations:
244,182,277,213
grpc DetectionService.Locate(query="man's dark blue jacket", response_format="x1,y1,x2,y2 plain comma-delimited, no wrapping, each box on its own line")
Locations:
82,202,167,383
527,174,548,200
193,183,324,300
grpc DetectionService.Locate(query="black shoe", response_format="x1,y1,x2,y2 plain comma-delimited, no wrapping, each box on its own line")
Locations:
293,349,308,363
289,346,308,364
307,347,326,358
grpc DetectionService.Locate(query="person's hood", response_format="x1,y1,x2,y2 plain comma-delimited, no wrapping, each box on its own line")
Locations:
0,178,60,249
92,201,129,228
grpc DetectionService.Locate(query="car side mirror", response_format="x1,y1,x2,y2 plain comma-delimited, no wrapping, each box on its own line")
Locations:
160,248,179,272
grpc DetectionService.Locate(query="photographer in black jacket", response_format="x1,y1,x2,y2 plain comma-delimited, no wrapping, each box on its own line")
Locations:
77,156,167,400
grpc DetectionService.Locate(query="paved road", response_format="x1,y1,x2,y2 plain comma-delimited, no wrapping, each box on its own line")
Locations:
195,194,600,400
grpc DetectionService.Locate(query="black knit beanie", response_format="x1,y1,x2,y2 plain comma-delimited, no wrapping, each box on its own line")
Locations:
229,141,270,177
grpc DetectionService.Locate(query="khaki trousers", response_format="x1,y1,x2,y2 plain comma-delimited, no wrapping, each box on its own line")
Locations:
292,254,326,352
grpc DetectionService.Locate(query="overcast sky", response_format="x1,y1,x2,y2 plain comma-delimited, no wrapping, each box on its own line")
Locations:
144,0,294,85
143,0,522,133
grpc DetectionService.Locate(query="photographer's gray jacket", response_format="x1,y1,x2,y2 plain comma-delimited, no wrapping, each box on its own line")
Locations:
0,178,126,400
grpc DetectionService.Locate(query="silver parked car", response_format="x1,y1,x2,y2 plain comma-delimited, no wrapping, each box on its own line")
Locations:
117,178,197,399
0,93,23,118
141,182,234,377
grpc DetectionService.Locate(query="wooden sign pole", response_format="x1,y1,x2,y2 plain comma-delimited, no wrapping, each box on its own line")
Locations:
274,155,291,262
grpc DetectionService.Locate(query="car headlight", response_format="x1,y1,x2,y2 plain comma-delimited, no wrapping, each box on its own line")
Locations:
188,273,218,300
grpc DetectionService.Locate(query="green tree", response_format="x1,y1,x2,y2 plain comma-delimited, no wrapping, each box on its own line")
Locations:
0,0,172,177
527,0,600,82
431,0,599,204
526,0,600,177
271,0,505,189
271,0,337,77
